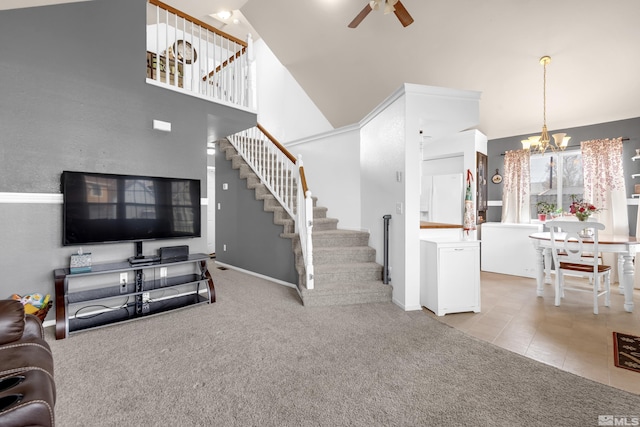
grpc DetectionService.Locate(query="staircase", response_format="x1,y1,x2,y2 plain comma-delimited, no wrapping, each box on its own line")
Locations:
218,138,392,307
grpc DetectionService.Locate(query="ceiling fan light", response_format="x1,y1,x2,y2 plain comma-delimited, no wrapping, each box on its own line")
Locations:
369,0,380,11
384,2,395,14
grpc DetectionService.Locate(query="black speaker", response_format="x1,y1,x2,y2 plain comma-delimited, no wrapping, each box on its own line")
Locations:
158,245,189,262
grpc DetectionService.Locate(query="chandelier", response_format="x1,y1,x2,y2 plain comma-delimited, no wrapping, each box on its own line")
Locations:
522,56,570,155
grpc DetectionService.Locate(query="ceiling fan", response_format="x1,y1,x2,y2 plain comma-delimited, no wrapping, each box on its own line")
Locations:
348,0,414,28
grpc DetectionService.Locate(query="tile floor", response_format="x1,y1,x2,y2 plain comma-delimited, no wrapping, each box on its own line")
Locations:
422,271,640,395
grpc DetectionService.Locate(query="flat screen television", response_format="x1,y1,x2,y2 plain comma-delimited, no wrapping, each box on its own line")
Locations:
62,171,201,247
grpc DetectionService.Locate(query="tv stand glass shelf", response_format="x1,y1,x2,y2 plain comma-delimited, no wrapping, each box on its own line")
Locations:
54,253,215,339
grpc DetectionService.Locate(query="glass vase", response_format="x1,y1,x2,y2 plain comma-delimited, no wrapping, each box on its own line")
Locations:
576,213,589,222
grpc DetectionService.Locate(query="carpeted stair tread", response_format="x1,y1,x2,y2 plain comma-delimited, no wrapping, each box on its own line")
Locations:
300,281,392,307
312,217,339,231
296,246,376,265
311,262,383,283
313,262,382,281
310,229,372,247
302,280,390,293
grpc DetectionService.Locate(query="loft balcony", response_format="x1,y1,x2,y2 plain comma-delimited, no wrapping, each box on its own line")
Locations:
146,0,255,112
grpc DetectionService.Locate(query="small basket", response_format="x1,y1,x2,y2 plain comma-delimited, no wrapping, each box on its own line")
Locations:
33,301,52,322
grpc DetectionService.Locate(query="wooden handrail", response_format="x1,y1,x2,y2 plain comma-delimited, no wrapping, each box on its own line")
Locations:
257,123,297,163
149,0,248,47
203,47,247,81
299,167,309,195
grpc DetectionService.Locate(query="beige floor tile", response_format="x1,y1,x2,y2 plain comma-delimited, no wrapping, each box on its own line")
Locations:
425,271,640,394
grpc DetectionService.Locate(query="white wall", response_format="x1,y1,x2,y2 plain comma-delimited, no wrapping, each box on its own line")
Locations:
254,39,333,142
286,126,362,230
423,129,488,174
361,96,411,308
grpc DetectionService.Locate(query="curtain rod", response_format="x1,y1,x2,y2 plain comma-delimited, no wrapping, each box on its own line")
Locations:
500,137,630,156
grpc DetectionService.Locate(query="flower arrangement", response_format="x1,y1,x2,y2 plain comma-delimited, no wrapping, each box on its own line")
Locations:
569,196,601,221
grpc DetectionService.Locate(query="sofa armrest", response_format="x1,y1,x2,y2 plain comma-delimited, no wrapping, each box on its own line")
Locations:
23,313,45,340
0,299,26,344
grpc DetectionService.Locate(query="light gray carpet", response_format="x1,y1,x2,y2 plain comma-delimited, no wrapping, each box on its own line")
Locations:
46,263,640,426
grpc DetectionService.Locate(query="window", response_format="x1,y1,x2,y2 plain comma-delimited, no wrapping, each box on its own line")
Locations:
530,150,584,217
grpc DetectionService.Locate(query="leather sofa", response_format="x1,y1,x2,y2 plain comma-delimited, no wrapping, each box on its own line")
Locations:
0,300,55,427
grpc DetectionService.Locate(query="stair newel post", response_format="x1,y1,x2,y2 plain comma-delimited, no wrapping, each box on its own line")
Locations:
304,188,314,290
383,214,392,284
296,155,314,290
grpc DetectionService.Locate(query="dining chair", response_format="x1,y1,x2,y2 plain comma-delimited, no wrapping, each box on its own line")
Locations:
546,220,611,314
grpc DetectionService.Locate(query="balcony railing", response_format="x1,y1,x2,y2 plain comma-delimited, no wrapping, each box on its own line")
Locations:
146,0,254,110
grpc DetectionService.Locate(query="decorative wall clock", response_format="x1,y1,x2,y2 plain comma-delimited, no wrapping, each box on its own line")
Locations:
491,169,502,184
171,40,197,64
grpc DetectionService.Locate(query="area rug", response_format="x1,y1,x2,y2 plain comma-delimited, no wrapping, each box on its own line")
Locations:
613,332,640,374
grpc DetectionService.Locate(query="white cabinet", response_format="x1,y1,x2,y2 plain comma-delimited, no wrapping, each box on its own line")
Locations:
420,239,480,316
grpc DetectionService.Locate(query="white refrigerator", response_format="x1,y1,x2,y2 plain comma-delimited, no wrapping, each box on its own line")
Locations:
420,173,464,223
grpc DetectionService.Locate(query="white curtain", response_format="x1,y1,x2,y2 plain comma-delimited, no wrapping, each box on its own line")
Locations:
581,137,629,284
501,149,530,223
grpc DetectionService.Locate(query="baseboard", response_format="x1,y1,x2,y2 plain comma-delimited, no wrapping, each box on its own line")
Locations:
213,262,297,289
392,297,422,311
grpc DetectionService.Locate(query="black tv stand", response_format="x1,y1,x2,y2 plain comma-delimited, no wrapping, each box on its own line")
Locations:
53,253,215,339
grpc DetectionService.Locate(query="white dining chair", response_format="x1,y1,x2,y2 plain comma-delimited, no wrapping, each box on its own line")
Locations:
546,220,611,314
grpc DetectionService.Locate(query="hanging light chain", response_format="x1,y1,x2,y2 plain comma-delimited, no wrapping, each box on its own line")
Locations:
522,55,569,155
542,58,547,128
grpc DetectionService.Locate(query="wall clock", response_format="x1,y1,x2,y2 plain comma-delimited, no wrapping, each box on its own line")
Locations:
491,169,502,184
172,40,197,64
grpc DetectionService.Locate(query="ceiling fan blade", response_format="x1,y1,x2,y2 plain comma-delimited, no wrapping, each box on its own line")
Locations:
393,1,414,27
348,4,373,28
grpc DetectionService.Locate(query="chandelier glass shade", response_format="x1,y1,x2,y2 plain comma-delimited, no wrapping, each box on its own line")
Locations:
522,56,570,155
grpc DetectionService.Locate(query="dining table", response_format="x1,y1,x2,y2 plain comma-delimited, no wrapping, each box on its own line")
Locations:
529,231,638,312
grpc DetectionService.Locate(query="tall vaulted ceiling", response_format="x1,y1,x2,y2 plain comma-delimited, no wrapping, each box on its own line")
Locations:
5,0,640,139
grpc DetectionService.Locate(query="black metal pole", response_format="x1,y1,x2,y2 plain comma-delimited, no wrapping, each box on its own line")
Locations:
383,214,392,284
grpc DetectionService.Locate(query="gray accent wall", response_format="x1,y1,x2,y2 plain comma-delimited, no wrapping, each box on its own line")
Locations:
486,117,640,235
0,0,255,312
214,147,297,284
